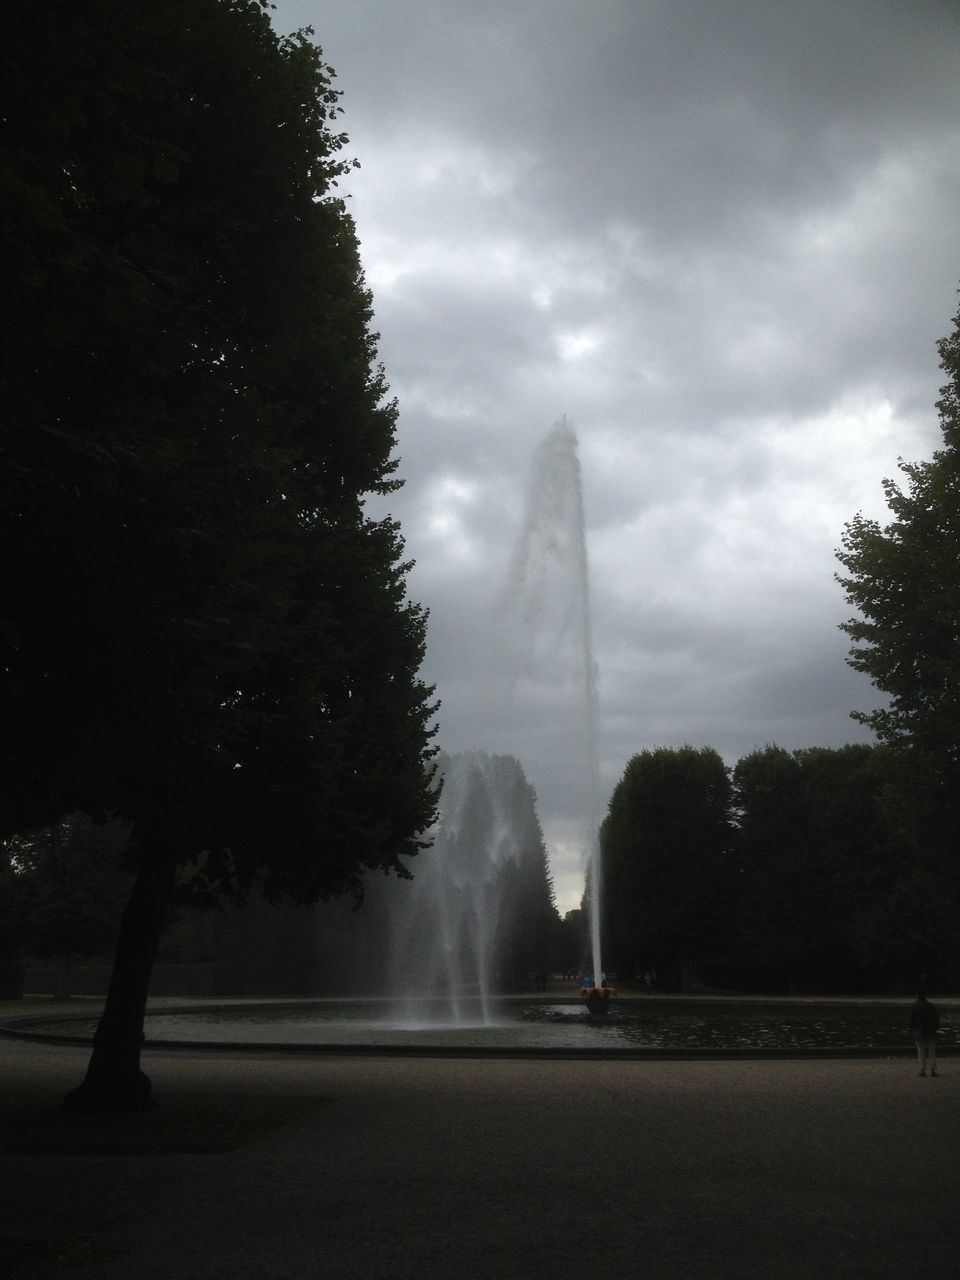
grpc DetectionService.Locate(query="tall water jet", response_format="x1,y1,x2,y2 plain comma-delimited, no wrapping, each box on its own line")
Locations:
505,417,603,983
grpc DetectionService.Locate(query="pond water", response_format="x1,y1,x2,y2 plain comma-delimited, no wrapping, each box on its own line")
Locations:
17,998,958,1052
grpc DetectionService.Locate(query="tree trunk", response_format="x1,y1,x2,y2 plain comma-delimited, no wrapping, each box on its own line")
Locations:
64,835,176,1111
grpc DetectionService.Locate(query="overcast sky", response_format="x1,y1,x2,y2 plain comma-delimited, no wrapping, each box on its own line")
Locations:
274,0,959,911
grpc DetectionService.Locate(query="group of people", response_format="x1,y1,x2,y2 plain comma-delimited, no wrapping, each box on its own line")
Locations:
579,974,615,995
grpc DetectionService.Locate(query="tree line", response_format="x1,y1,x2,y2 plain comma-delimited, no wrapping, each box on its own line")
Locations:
600,742,958,994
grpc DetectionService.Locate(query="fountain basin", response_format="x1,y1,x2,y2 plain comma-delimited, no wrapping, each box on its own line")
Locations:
4,997,957,1057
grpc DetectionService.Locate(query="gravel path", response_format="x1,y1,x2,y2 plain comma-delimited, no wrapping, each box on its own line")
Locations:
2,1025,959,1280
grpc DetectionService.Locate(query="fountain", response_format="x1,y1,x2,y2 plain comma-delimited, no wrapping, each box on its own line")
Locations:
382,417,606,1021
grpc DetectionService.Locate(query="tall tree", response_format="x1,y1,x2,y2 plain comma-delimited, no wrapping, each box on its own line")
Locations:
1,1,437,1107
836,294,960,989
732,744,888,990
732,744,957,991
836,294,960,785
600,746,733,990
731,745,814,987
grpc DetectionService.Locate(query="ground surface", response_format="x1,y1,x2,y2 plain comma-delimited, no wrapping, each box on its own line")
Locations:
1,998,958,1279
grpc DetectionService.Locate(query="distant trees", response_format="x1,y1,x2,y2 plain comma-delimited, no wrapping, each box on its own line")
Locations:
489,757,560,982
556,908,588,976
601,747,733,990
599,301,960,995
731,745,820,988
732,744,904,990
600,742,958,993
1,1,437,1107
4,817,132,998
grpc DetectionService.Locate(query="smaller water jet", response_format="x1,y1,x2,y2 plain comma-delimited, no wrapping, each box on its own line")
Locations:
386,750,555,1026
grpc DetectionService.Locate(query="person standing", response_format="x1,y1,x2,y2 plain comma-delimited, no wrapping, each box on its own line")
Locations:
910,989,940,1077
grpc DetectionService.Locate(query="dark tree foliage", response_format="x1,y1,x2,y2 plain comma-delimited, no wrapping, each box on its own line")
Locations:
483,755,559,983
733,745,882,990
732,744,957,991
600,740,956,994
600,746,733,991
837,295,960,785
558,907,589,976
835,296,960,989
731,745,814,984
4,816,132,997
1,1,437,1106
0,845,27,966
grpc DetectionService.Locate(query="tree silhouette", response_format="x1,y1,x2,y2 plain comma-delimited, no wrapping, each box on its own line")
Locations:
1,1,437,1107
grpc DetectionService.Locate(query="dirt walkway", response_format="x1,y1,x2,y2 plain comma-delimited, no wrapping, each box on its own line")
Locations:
2,1025,959,1280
